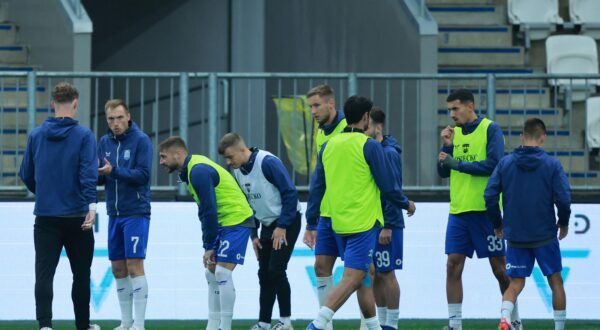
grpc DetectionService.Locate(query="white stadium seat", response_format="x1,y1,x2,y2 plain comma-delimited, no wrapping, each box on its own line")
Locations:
546,35,600,101
570,0,600,39
586,97,600,148
508,0,563,45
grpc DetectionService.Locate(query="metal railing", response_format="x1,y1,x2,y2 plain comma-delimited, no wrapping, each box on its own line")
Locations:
1,71,599,193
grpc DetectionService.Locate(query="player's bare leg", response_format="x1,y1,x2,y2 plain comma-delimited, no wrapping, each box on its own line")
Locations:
446,253,466,329
548,272,567,330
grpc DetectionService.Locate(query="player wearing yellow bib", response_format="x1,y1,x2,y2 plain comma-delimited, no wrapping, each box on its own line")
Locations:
158,137,255,330
437,89,520,330
306,96,412,330
303,85,348,330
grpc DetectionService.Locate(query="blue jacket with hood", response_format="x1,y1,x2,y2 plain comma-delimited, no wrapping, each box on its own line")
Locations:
98,122,152,217
19,117,97,216
484,146,571,243
381,135,409,228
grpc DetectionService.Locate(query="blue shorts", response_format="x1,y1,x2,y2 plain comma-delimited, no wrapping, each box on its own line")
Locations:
315,217,343,257
216,225,251,265
506,239,562,278
108,216,150,261
337,226,378,272
374,228,404,272
445,212,505,259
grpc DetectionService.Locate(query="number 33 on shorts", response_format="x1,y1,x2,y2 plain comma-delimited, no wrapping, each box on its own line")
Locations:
487,235,504,252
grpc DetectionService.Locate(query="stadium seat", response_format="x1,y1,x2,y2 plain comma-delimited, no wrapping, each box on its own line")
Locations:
546,35,600,102
586,97,600,148
508,0,563,48
570,0,600,39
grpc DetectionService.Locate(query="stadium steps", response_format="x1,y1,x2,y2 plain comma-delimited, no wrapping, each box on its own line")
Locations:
1,107,53,129
437,87,552,109
0,45,28,64
439,46,525,66
0,85,47,107
428,4,505,25
503,129,583,149
438,26,512,48
1,150,23,173
437,108,565,128
0,129,27,149
0,23,18,45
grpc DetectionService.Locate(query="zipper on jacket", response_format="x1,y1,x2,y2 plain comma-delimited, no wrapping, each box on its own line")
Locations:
115,139,121,216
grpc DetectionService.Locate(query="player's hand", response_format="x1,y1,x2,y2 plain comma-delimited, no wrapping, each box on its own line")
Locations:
438,152,448,163
252,238,262,260
81,210,95,231
558,225,568,240
303,230,317,250
406,200,416,217
272,227,287,250
378,228,392,245
494,227,504,239
98,157,113,175
203,249,216,267
441,125,454,146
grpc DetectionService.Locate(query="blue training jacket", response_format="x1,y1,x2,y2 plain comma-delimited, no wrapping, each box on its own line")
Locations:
484,146,571,243
381,135,408,228
19,117,97,216
98,122,152,217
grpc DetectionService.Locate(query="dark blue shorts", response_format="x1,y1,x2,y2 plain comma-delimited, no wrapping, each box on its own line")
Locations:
315,217,343,257
216,225,251,265
374,227,404,272
108,216,150,261
337,226,378,272
445,212,505,258
506,238,562,278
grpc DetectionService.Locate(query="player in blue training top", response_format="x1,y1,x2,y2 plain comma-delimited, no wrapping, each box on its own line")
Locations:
219,133,302,330
438,89,521,330
365,107,415,330
159,136,255,330
98,99,152,330
485,118,571,330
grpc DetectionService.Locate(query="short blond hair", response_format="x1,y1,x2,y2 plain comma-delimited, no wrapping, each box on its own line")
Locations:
306,84,334,99
104,99,129,114
158,136,188,153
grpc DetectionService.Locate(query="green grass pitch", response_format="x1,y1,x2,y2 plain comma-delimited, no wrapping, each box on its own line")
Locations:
2,319,600,329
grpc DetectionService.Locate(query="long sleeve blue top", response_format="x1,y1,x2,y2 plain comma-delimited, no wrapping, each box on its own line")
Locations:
437,116,504,178
380,135,409,228
180,155,221,250
239,148,299,228
306,129,410,227
19,117,97,216
98,122,152,217
484,146,571,243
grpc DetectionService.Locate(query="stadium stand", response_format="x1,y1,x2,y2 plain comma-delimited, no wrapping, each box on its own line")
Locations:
570,0,600,40
429,0,600,186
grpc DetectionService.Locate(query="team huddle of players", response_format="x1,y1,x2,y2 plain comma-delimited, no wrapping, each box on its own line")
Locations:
22,82,571,330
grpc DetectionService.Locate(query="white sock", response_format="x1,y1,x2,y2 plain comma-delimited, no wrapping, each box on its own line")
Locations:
115,276,133,327
280,317,291,326
386,309,399,329
313,306,334,329
554,310,566,330
215,266,235,330
205,269,220,330
511,301,521,324
501,301,514,323
376,307,388,326
131,275,148,328
364,316,381,330
359,314,367,330
448,303,462,329
316,276,333,307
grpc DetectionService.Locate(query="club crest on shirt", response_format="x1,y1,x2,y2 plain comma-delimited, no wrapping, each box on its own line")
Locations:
124,149,131,160
462,143,469,153
105,152,111,157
